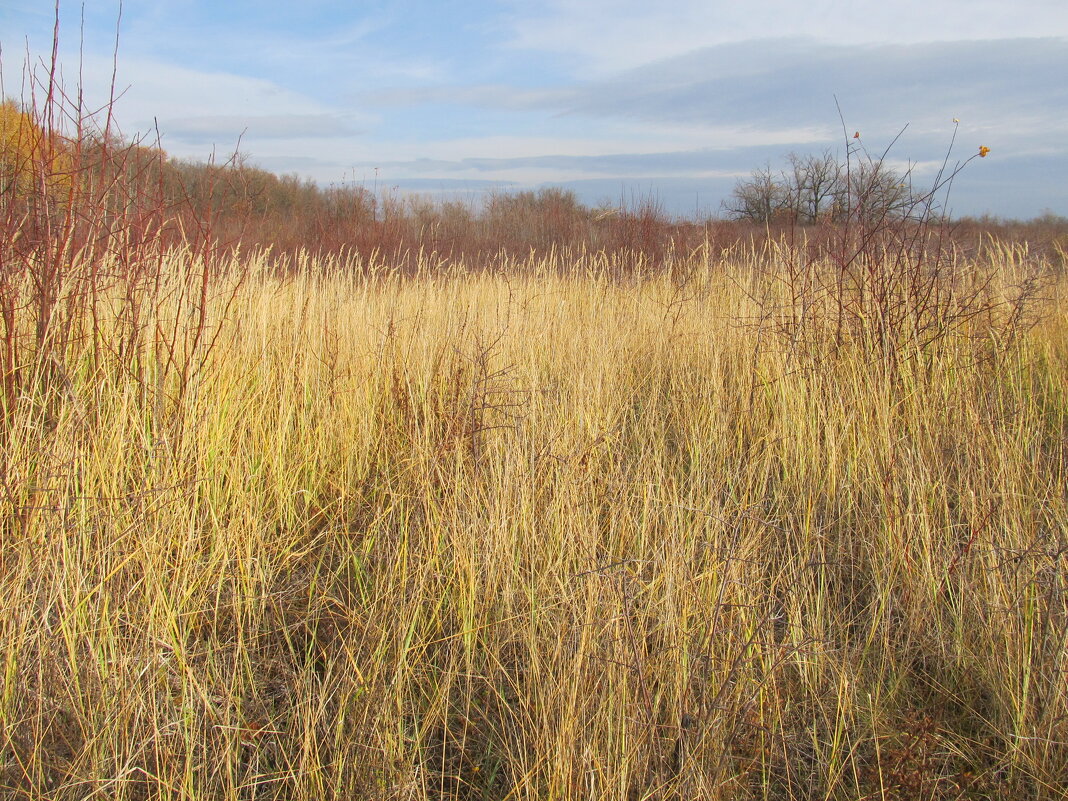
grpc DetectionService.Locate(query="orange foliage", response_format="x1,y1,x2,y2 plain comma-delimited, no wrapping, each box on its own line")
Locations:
0,99,72,203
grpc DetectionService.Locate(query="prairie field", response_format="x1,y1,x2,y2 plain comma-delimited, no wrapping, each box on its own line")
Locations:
1,240,1066,800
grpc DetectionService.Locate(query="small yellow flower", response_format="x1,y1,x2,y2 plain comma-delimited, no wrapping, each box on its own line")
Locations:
952,117,959,123
979,145,990,158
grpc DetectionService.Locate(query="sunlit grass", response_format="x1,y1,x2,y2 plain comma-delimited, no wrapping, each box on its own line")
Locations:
1,247,1066,799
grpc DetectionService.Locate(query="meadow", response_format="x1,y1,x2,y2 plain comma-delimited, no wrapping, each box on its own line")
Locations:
1,233,1066,799
3,43,1068,796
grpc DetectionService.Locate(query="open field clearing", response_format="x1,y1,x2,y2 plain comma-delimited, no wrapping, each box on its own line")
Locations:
1,244,1066,800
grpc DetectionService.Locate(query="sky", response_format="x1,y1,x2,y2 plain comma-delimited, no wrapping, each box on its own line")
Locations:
1,0,1066,219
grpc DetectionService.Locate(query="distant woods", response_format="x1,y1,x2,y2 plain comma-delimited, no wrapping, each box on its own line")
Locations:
724,150,912,225
2,96,1066,269
0,101,687,264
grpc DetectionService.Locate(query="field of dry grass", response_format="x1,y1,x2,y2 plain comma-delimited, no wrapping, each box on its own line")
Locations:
1,241,1065,800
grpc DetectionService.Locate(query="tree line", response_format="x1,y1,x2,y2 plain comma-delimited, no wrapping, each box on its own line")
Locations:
724,150,913,224
4,96,1064,266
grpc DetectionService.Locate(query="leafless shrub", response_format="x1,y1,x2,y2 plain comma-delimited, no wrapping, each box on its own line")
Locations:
742,112,1047,370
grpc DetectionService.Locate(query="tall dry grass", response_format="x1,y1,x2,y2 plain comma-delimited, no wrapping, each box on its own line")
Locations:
1,243,1065,800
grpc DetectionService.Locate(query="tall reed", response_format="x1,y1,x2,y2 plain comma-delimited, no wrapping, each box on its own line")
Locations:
1,244,1064,800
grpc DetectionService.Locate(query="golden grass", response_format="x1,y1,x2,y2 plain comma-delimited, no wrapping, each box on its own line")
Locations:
1,247,1066,800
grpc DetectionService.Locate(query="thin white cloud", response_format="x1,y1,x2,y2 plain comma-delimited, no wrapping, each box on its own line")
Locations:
5,50,382,156
504,0,1068,75
365,84,574,111
114,8,447,89
554,38,1068,157
4,53,326,120
348,135,706,164
158,113,361,144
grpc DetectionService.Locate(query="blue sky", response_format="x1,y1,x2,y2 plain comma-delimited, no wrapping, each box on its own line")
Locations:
2,0,1066,218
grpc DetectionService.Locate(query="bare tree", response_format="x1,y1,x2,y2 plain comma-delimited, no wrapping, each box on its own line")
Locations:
845,159,912,223
786,151,842,224
724,164,789,223
725,150,910,225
